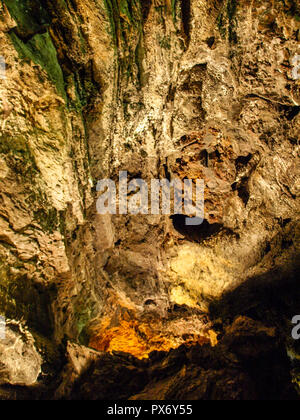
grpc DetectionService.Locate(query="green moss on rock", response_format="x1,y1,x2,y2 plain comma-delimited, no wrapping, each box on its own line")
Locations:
0,134,39,180
33,208,59,234
9,31,66,100
172,0,178,21
3,0,66,98
102,0,144,86
74,300,96,345
217,0,238,43
3,0,51,38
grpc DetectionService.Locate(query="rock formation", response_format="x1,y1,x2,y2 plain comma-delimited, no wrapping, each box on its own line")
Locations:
0,0,299,400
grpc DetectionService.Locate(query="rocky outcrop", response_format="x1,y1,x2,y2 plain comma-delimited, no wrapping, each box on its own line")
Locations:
55,317,298,400
0,0,299,399
0,320,41,386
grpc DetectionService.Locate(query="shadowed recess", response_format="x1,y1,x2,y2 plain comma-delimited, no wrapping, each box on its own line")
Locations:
171,215,224,242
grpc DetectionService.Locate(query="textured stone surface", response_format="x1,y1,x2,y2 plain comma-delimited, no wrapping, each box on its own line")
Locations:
0,320,41,386
0,0,299,399
56,317,298,400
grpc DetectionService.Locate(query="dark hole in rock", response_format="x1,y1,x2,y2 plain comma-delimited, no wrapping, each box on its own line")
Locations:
127,0,133,18
180,135,187,143
141,0,152,21
163,164,171,181
282,239,293,250
167,85,175,102
232,178,250,205
199,150,209,167
182,333,192,340
180,0,191,44
144,299,157,306
279,105,300,121
206,36,215,48
171,215,223,242
282,218,292,227
264,242,271,255
173,304,186,312
235,154,253,170
168,304,192,315
288,137,298,145
209,149,221,161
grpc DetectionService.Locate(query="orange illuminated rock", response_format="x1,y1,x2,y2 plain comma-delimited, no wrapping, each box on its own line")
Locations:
89,311,214,360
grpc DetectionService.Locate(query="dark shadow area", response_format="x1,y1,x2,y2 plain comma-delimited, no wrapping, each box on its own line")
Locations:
141,0,152,21
279,105,300,121
206,254,300,400
53,254,300,400
4,0,51,41
235,154,253,169
206,36,216,49
171,215,233,242
232,178,250,205
209,254,300,324
180,0,191,45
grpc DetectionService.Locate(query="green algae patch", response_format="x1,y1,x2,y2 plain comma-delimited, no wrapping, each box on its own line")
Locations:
9,31,67,100
3,0,51,38
33,207,59,235
103,0,143,46
72,295,98,345
4,0,66,97
217,0,238,43
172,0,178,21
0,134,39,181
101,0,145,90
4,0,65,98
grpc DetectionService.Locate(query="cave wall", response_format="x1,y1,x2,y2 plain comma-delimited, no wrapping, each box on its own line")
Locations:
0,0,299,398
